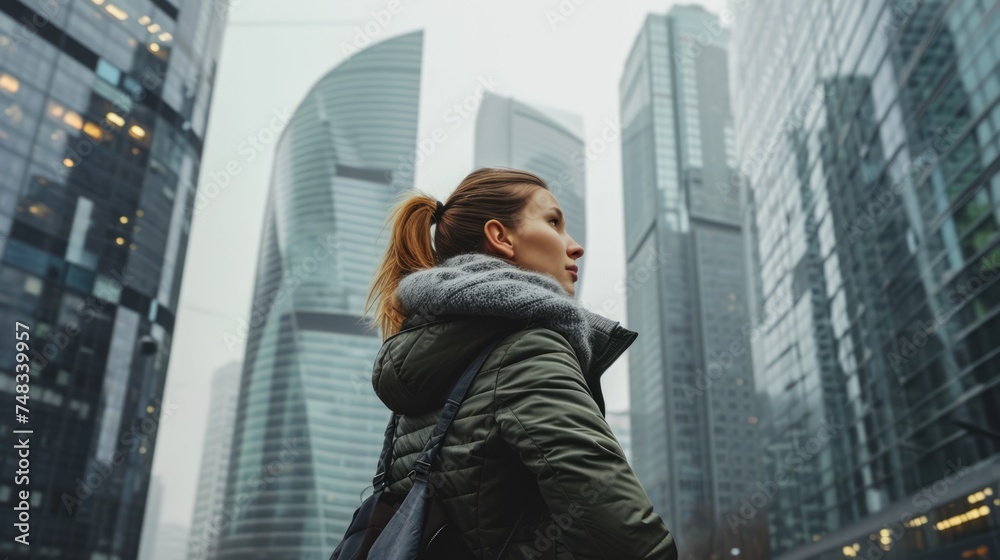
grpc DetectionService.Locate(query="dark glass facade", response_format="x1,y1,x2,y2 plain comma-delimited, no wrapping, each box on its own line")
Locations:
0,0,225,557
733,1,1000,558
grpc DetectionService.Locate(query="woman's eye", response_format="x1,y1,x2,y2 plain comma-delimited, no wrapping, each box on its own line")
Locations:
549,218,559,226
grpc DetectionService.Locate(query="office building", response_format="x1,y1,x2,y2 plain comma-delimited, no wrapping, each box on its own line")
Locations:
0,0,227,556
619,6,760,556
187,361,241,560
732,1,1000,558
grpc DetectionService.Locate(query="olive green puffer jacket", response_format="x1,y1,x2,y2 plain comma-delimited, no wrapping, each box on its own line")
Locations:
371,311,678,559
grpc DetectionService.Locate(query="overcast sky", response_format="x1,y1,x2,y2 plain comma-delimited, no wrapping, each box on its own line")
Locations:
150,0,727,528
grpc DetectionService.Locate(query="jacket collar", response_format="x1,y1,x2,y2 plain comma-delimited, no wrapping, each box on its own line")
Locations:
397,252,613,373
580,313,638,415
396,307,637,416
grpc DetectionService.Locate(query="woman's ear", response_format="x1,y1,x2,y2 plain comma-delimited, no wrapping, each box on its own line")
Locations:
482,219,515,260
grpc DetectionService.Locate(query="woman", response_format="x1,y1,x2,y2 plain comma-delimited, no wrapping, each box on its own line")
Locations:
363,167,677,559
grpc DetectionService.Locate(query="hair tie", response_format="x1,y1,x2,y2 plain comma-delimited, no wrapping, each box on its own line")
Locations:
432,200,445,224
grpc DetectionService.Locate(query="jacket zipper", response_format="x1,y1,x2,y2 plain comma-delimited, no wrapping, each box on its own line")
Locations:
425,523,449,549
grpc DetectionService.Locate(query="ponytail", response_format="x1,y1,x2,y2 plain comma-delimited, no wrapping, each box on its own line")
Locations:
364,168,548,340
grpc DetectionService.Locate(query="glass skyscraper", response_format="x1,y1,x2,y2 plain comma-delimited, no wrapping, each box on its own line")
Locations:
733,1,1000,558
211,31,423,559
474,92,588,290
187,361,241,560
619,6,760,557
0,0,226,557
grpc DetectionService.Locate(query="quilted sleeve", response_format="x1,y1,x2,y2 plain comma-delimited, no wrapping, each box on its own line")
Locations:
493,328,678,560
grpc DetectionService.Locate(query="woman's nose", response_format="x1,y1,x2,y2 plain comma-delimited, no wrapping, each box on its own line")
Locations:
567,239,584,259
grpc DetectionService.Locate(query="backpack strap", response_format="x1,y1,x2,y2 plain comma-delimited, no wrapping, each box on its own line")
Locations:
372,412,398,490
369,334,531,557
371,335,504,489
412,335,504,481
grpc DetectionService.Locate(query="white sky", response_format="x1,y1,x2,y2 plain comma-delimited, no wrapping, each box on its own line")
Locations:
150,0,727,528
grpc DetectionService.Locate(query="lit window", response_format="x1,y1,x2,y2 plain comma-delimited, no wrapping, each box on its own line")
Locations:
96,59,121,84
63,111,83,129
83,122,103,140
0,73,18,93
104,4,128,20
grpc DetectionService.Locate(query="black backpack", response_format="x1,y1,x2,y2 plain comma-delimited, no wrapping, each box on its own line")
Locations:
330,335,527,560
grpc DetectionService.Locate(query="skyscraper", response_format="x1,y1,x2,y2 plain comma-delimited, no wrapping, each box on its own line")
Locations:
138,476,165,560
211,30,423,559
474,93,588,291
619,5,759,556
148,521,189,560
0,0,226,557
187,361,241,560
605,409,634,464
733,1,1000,558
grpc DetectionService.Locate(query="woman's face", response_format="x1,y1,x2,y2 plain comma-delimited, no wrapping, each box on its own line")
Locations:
483,187,584,296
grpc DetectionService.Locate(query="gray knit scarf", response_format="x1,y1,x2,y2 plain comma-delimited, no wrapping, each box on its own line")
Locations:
396,252,611,372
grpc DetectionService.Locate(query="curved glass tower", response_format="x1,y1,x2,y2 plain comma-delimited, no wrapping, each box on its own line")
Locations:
211,31,423,559
474,93,587,291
